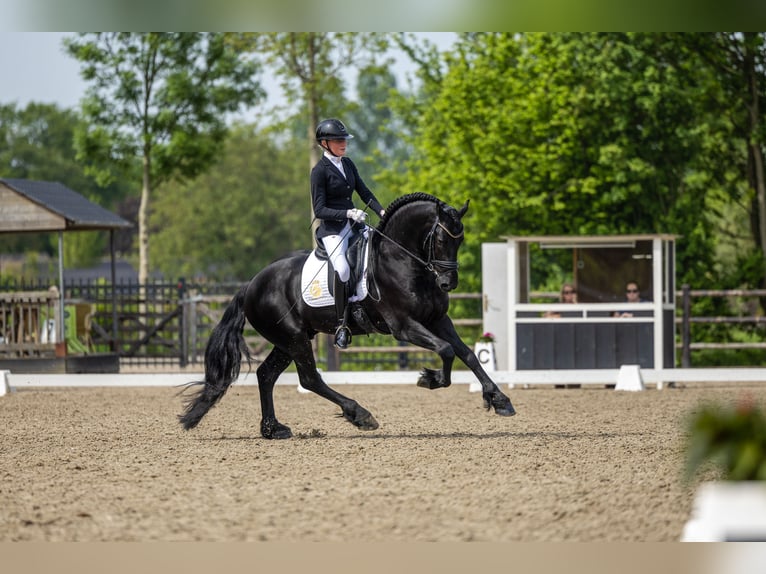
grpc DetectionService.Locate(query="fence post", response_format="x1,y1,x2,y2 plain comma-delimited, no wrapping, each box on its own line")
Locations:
177,278,188,368
681,283,691,368
325,335,339,371
398,339,409,370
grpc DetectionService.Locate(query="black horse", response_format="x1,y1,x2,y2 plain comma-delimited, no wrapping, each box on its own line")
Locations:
179,192,515,438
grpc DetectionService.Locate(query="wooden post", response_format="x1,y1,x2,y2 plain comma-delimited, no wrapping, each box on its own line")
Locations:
178,278,188,368
57,231,65,346
110,230,118,354
326,335,339,371
681,283,691,368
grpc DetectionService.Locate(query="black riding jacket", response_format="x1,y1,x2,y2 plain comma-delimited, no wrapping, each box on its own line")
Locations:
311,155,384,239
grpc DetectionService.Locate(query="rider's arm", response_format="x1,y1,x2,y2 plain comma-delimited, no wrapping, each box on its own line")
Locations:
345,159,385,217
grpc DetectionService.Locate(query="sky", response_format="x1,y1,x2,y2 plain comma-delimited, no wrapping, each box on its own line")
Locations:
0,33,83,109
0,32,457,122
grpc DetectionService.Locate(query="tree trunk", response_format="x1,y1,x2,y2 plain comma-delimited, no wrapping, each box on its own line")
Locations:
743,33,766,311
307,33,321,244
138,153,151,285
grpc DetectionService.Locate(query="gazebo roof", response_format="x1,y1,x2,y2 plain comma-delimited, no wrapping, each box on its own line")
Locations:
0,178,132,233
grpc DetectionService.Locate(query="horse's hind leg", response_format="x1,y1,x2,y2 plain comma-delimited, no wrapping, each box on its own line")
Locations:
257,347,294,439
292,340,379,431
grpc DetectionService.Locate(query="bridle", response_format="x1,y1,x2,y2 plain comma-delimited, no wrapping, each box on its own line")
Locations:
371,217,463,276
422,220,462,273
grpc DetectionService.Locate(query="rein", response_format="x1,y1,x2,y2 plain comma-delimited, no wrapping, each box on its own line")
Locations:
371,219,462,275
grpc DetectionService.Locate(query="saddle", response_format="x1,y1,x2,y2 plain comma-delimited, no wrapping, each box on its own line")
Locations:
301,226,372,309
314,225,369,297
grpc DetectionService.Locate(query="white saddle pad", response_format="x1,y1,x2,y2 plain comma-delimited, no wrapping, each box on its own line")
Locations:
300,240,370,308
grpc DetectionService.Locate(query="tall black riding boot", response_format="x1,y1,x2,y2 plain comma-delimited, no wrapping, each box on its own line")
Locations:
333,273,352,349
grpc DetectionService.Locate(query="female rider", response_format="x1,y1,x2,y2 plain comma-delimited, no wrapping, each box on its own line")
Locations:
311,118,385,349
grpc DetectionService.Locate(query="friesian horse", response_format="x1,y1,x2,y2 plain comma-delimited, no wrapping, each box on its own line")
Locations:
179,192,515,438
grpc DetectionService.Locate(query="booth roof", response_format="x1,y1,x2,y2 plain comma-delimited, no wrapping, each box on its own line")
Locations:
0,178,132,232
501,233,678,244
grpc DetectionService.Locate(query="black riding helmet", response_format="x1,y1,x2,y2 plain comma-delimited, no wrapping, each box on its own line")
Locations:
315,118,354,142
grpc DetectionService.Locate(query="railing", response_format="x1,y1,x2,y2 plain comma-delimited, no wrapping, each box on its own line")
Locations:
2,279,765,369
0,289,60,358
677,285,766,367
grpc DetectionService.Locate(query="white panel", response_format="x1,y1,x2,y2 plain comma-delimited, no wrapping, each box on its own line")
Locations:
481,243,508,369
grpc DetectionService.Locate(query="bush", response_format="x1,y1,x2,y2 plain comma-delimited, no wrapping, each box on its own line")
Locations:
686,396,766,481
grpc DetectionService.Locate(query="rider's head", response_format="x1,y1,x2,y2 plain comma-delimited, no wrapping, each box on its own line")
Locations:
316,118,354,157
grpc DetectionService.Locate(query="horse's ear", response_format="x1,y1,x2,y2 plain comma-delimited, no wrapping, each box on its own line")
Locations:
458,200,469,219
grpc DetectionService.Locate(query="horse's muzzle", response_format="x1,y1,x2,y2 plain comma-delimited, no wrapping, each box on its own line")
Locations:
437,273,458,292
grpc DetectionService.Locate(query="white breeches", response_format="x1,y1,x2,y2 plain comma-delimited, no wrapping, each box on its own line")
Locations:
321,221,352,282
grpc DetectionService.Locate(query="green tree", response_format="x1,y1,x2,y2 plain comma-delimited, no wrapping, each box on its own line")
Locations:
344,65,412,209
691,33,766,296
231,33,389,239
149,126,308,280
389,33,730,292
239,33,387,161
65,33,264,283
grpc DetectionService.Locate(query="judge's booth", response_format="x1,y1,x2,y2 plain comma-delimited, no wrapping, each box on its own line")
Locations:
481,235,677,375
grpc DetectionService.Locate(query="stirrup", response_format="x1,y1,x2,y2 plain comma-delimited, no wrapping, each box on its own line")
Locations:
334,325,351,349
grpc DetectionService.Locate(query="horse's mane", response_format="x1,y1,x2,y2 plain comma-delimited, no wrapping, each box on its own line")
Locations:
377,193,444,231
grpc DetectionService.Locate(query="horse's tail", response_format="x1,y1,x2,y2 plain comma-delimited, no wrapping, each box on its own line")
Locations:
178,286,252,430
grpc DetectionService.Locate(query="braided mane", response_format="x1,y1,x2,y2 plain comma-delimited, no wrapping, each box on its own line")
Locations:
377,193,443,231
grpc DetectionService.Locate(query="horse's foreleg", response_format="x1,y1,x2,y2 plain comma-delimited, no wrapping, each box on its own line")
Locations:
257,347,294,439
430,317,516,417
392,318,455,389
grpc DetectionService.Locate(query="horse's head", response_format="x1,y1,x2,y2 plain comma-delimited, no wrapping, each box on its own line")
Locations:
428,200,469,292
376,193,470,292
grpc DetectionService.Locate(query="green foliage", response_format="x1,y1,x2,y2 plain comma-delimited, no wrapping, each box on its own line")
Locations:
149,127,309,280
238,33,386,112
0,102,86,185
63,232,105,269
65,33,264,281
345,65,413,209
0,101,134,267
384,32,743,294
686,397,766,481
66,33,263,187
232,32,389,161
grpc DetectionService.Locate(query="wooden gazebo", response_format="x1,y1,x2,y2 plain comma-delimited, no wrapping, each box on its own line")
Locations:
0,178,132,370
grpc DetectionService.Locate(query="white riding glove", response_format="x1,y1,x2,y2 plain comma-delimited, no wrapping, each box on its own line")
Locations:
347,208,367,223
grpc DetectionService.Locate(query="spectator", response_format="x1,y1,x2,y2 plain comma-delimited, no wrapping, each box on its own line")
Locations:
544,282,577,318
614,281,646,317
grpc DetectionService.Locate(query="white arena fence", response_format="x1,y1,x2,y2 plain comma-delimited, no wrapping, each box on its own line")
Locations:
3,367,766,395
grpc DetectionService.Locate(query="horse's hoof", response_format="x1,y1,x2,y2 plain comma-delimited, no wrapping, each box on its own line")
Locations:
343,407,379,431
495,404,516,417
483,393,516,417
357,413,379,430
261,419,293,440
417,368,450,389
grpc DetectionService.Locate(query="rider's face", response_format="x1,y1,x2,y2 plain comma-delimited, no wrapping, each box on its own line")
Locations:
326,139,347,156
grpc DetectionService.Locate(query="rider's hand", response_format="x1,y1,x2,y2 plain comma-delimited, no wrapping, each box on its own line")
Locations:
347,208,367,223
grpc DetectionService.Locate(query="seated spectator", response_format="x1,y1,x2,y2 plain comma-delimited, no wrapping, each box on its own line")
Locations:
614,281,647,317
544,283,577,318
